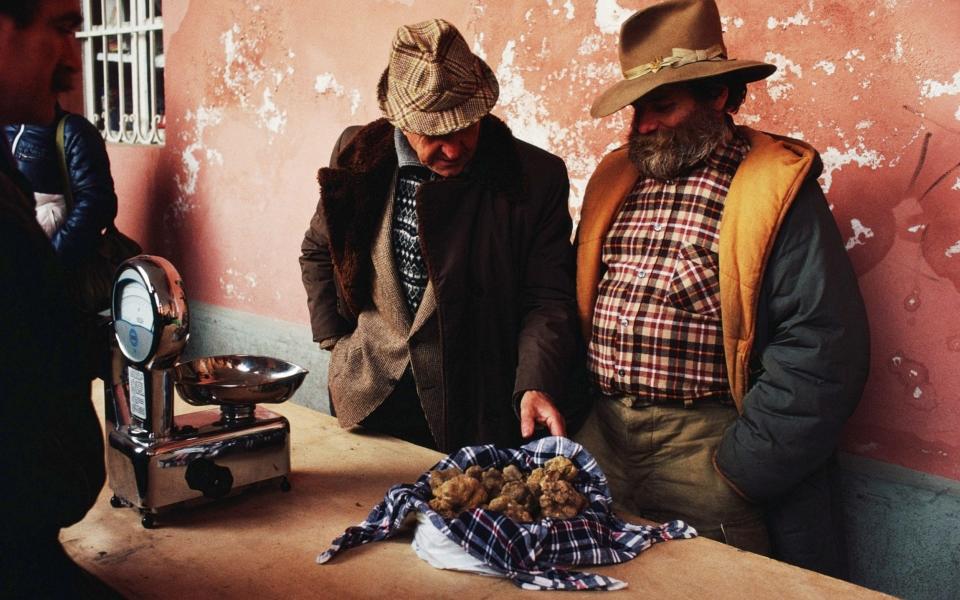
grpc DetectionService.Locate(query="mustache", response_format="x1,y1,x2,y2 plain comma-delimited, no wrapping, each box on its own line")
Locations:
52,65,77,94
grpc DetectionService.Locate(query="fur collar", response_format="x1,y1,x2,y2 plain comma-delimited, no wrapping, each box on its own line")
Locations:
317,114,525,315
321,114,525,194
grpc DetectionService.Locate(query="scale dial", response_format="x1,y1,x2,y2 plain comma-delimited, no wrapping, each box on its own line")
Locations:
111,256,189,367
114,269,156,363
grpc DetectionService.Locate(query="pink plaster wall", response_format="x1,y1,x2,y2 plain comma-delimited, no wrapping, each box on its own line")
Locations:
105,0,960,480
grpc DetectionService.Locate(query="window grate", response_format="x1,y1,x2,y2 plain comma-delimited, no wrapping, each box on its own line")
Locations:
77,0,165,145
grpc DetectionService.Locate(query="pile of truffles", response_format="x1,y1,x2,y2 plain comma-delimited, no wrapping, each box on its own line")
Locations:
427,456,588,522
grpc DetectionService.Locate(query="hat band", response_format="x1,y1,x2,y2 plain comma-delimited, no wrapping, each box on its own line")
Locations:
622,44,726,80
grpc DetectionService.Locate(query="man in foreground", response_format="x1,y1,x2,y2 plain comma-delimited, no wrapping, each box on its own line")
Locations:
0,0,109,595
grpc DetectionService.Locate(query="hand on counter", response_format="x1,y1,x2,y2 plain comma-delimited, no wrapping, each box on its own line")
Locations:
519,390,566,438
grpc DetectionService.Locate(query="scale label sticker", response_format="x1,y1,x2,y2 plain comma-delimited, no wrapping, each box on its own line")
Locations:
128,367,147,421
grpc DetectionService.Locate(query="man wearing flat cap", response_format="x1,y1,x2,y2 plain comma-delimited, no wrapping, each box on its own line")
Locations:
573,0,869,577
301,19,579,453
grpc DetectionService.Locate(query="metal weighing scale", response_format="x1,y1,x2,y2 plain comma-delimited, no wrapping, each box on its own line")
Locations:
103,255,308,527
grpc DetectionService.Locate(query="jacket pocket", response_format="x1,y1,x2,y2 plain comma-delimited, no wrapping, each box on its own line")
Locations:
666,243,721,317
328,335,355,380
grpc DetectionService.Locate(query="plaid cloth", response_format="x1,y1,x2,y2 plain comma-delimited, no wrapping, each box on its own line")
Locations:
317,436,696,591
589,131,749,401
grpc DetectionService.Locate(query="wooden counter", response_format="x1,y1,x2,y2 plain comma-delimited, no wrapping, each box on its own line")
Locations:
64,387,890,599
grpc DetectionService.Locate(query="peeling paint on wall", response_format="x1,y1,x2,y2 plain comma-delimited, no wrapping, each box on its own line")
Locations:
946,241,960,258
920,71,960,99
720,15,745,30
763,52,802,101
217,18,289,136
257,88,285,133
578,34,602,56
594,0,632,35
495,40,560,152
315,73,363,115
175,106,224,216
220,268,259,302
767,10,809,30
820,144,885,192
813,59,836,75
846,218,875,251
889,352,938,412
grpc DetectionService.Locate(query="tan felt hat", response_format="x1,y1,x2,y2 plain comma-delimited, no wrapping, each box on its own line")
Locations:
378,19,499,136
591,0,776,118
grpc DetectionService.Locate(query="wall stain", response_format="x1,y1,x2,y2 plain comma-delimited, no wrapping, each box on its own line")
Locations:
889,352,937,412
903,288,921,312
947,335,960,352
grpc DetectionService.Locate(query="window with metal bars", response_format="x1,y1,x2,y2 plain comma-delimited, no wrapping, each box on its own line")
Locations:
77,0,164,145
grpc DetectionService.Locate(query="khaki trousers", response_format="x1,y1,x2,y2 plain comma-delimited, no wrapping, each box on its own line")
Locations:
574,396,770,555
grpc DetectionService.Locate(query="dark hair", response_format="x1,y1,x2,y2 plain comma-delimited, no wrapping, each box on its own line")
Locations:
376,67,389,104
0,0,41,27
687,77,748,114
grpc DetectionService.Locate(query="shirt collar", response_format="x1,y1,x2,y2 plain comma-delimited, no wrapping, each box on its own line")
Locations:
701,120,749,176
394,128,425,169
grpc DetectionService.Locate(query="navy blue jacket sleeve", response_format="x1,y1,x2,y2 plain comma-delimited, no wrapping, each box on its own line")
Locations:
52,114,118,266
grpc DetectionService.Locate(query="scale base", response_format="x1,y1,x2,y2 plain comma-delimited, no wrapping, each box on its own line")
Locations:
106,406,291,528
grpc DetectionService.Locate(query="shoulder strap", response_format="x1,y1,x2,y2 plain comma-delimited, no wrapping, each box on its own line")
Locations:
55,114,74,210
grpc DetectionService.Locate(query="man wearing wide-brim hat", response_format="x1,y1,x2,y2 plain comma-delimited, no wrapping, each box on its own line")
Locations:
572,0,869,578
301,19,582,453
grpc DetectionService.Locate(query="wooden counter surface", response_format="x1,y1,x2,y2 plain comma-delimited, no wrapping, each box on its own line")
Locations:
64,386,889,599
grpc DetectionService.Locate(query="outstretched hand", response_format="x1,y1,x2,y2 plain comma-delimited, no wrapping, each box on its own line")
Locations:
519,390,566,439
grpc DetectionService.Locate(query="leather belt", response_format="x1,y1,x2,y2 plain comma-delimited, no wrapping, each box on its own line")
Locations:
609,392,733,410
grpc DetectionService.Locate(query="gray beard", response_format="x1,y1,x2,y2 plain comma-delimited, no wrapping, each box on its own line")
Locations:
627,108,730,181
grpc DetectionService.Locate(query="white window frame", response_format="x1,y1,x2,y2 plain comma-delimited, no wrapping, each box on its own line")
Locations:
76,0,165,145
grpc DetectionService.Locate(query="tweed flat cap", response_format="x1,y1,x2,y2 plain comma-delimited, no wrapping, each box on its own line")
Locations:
378,19,499,136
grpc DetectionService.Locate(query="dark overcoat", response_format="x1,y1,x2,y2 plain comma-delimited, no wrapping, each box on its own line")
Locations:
300,115,580,451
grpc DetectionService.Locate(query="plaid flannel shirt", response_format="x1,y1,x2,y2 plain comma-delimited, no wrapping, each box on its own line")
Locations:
317,437,696,591
589,131,749,401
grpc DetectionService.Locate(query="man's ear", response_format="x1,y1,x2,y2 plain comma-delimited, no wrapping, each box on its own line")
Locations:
711,85,730,112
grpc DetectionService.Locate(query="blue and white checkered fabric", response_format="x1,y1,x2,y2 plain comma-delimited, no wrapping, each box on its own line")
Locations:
317,437,696,590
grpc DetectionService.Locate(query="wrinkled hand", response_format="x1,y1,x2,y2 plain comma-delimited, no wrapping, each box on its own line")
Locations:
519,390,566,438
